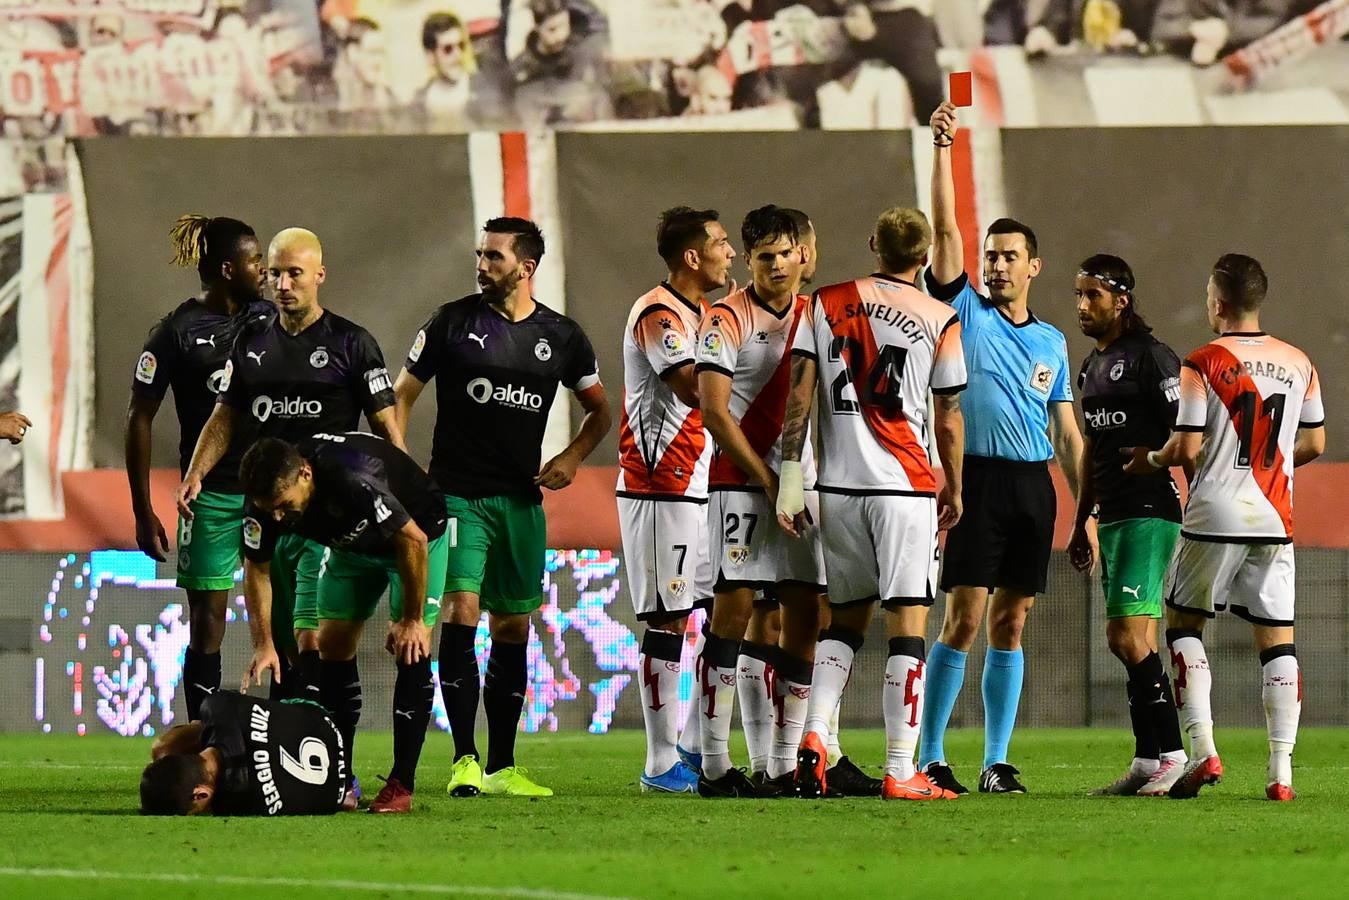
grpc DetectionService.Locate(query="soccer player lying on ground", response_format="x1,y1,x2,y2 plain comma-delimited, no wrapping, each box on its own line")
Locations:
176,227,403,702
127,214,271,722
1067,255,1189,797
139,690,346,816
1123,254,1325,802
617,206,734,793
694,205,825,798
238,432,449,813
777,206,967,801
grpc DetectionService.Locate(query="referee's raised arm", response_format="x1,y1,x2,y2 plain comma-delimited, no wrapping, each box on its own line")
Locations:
929,101,964,288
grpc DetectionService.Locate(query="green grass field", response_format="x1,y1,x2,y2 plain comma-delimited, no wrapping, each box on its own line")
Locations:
3,728,1348,899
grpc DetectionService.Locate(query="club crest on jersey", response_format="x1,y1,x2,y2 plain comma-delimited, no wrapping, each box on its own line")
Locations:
408,329,426,363
701,331,723,358
667,578,687,598
727,546,750,566
310,348,330,369
1028,361,1055,396
243,517,262,550
135,351,157,384
661,330,684,355
1110,361,1125,381
534,338,552,361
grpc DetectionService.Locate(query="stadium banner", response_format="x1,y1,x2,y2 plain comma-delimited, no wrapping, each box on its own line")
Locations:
0,0,320,135
0,1,1346,138
1,150,93,521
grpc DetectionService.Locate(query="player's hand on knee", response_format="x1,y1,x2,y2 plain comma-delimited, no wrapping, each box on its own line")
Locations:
387,620,430,665
242,644,281,691
176,476,203,518
937,483,962,530
135,512,171,562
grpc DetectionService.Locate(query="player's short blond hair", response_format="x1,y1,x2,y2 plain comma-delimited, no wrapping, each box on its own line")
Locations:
874,207,932,273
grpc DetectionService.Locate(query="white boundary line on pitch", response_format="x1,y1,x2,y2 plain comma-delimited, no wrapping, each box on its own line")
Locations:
0,868,631,900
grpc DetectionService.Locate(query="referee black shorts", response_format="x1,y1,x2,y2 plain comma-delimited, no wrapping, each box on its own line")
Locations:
939,455,1056,595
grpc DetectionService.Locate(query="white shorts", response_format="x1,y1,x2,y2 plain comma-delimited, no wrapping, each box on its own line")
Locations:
617,496,714,620
820,491,938,607
1164,537,1295,627
709,489,825,590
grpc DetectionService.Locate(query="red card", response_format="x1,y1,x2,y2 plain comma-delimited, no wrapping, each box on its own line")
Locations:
949,71,973,107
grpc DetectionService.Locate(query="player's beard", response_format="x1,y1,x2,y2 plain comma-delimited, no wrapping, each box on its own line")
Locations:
480,270,521,304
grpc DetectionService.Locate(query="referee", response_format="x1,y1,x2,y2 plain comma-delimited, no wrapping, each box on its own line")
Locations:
916,101,1085,795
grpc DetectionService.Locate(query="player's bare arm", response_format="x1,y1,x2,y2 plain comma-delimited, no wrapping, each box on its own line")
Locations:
699,368,778,497
1293,425,1326,467
125,393,170,561
1049,401,1085,499
0,409,31,443
537,383,612,490
177,401,236,517
1122,429,1203,475
151,722,203,760
776,354,817,536
368,405,407,452
933,391,965,531
1068,434,1096,572
929,101,964,286
392,369,426,440
386,520,431,665
662,363,700,409
241,558,281,689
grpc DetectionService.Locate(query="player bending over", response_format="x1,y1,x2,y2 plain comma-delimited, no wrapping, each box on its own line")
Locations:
239,433,447,813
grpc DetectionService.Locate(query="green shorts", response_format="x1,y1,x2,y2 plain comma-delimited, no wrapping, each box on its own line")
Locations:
317,530,451,626
177,491,245,591
444,494,546,615
1098,517,1181,619
268,533,326,648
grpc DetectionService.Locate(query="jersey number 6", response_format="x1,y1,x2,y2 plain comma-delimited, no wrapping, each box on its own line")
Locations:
279,736,331,785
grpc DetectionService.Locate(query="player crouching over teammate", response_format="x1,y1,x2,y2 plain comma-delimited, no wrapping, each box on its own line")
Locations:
238,433,448,813
140,690,347,816
1124,254,1324,801
778,207,967,801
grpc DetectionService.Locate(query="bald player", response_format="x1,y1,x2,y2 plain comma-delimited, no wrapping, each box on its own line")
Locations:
177,229,402,781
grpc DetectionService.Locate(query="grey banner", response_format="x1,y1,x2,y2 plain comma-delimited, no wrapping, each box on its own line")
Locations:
78,136,480,471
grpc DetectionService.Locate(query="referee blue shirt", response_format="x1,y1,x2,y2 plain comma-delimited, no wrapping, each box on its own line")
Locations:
925,271,1071,462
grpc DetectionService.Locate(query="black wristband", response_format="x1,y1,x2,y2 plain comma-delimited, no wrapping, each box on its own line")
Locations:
933,138,953,147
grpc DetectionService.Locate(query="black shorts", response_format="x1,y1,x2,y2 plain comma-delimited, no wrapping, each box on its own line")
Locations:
939,456,1056,595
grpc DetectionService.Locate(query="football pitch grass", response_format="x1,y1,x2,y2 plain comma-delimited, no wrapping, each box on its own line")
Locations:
3,728,1349,899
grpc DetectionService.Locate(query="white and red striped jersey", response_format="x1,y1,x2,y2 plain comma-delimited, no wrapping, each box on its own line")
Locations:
617,283,711,499
696,286,816,489
793,274,966,493
1176,332,1324,542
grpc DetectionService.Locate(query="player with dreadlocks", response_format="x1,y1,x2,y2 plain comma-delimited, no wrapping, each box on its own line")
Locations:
126,214,272,720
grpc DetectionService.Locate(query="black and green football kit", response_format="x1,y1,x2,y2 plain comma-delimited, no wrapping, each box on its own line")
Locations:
133,298,274,590
1078,331,1183,619
405,295,600,614
222,310,397,638
242,433,449,626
